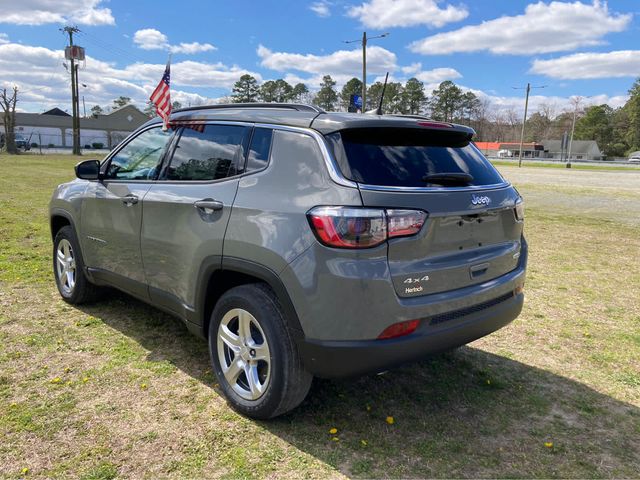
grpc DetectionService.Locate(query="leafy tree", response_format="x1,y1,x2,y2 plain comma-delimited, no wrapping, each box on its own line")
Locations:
574,104,617,156
313,75,338,111
231,74,260,103
260,79,293,103
428,81,464,122
402,78,426,115
340,77,363,111
525,111,553,142
623,79,640,151
112,96,131,109
90,105,103,118
172,100,182,110
291,83,309,103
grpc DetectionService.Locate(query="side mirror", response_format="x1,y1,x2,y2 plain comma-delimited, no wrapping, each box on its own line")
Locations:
75,159,101,180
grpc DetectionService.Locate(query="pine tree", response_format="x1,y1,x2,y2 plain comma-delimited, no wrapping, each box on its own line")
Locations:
402,78,426,115
313,75,338,111
291,83,309,103
428,81,464,122
231,75,260,103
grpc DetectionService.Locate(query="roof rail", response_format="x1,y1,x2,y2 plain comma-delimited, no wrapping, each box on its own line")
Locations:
173,103,325,114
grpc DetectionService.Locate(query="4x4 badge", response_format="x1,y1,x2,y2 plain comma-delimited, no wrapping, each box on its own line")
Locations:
471,194,491,206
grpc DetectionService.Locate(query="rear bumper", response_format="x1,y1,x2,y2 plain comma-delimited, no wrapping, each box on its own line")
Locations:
298,292,523,378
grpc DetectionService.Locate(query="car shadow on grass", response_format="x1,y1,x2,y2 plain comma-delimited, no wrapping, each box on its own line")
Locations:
79,291,640,479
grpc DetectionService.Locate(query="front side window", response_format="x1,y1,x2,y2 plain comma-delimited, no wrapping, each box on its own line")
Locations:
104,127,172,180
165,124,248,181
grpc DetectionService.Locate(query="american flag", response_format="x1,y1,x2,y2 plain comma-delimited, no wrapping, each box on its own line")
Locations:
150,60,171,129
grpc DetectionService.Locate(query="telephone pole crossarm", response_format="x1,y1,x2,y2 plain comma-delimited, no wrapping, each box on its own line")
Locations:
344,32,389,113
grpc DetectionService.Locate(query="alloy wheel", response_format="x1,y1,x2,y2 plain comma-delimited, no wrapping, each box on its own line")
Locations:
217,308,271,401
56,238,76,295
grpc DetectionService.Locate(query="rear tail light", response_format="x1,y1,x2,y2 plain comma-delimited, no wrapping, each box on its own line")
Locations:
377,319,420,339
308,207,427,249
387,209,427,238
514,197,525,222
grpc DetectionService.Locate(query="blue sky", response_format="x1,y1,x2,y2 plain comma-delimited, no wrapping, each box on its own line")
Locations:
1,0,639,113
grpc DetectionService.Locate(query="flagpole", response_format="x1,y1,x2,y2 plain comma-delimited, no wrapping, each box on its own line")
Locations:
150,54,172,132
163,54,172,131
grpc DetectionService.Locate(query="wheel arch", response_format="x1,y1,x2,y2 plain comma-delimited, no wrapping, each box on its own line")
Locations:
50,210,75,240
197,256,304,341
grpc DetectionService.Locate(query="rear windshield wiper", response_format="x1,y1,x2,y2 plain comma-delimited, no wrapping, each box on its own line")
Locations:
422,172,474,186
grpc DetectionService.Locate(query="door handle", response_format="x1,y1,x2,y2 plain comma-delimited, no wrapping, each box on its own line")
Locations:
122,194,139,206
194,198,224,213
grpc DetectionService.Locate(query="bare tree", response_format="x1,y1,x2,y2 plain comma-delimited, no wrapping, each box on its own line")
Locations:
1,86,19,154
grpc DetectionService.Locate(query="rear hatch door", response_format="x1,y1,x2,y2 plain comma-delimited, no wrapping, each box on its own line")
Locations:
327,125,524,298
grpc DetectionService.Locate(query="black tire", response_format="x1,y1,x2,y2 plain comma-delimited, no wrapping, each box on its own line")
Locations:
53,225,102,304
209,283,312,419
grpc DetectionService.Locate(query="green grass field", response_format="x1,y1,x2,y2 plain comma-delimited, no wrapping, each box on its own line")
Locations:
1,154,639,479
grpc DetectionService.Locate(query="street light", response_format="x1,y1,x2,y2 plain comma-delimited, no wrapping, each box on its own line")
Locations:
344,32,389,112
513,83,547,167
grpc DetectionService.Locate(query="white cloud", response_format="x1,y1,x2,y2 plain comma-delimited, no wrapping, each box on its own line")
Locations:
257,44,396,76
399,62,462,83
310,1,331,17
410,0,631,55
133,28,216,55
133,29,169,50
0,0,115,26
0,41,256,112
0,33,8,45
125,61,261,89
170,42,216,54
531,50,640,79
347,0,468,28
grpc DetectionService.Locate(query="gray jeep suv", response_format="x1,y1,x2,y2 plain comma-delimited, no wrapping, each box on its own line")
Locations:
50,103,527,419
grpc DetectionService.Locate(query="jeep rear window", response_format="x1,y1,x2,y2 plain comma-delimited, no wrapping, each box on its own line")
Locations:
327,128,504,187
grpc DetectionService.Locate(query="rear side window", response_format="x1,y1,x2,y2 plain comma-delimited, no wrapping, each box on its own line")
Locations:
246,128,273,172
328,128,504,187
165,124,248,181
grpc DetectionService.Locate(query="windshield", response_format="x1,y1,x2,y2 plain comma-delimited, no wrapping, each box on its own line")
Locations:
327,128,505,188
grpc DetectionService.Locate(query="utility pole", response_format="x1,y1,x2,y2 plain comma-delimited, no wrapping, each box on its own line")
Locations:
62,26,81,155
513,83,547,167
344,32,389,112
362,31,366,112
567,96,582,165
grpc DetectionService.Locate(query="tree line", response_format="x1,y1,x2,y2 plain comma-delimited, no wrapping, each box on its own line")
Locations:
228,74,640,158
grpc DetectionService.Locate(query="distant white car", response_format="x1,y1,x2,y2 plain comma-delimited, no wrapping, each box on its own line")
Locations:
628,151,640,163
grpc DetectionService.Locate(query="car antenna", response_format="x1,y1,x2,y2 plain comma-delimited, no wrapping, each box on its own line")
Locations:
365,72,389,115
